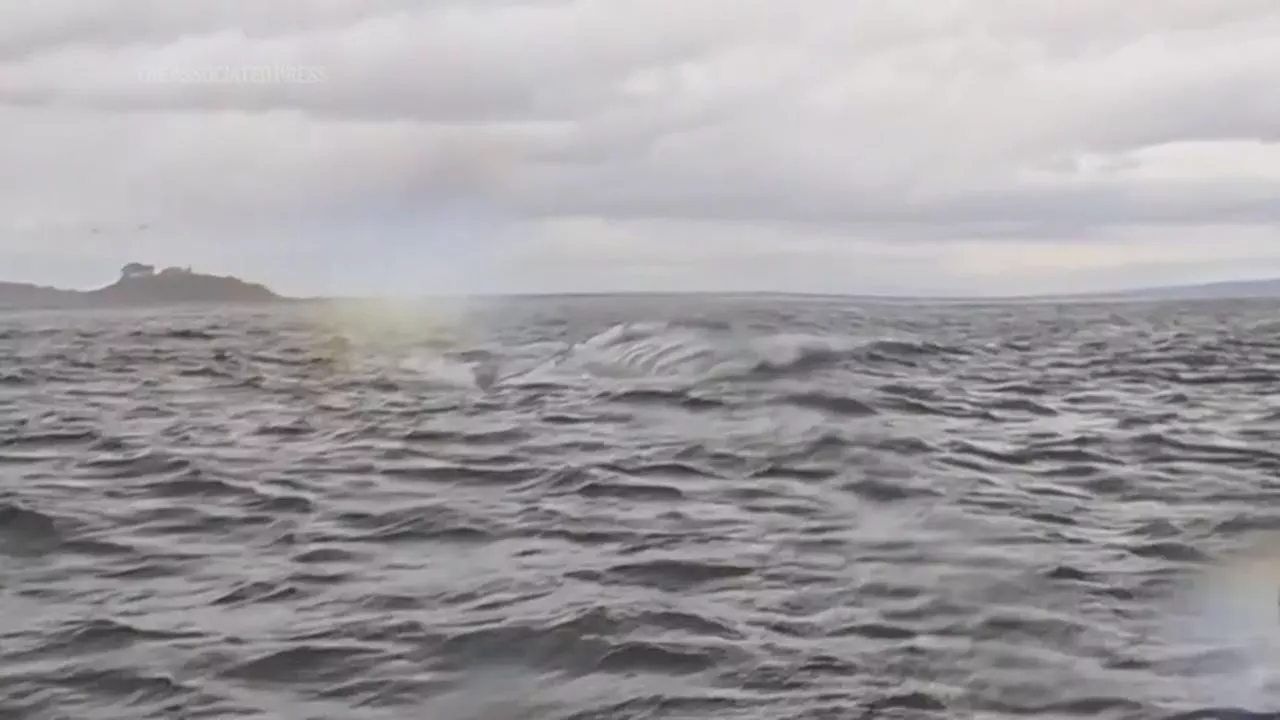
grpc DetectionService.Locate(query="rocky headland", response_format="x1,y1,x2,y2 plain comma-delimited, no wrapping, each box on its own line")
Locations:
0,263,282,310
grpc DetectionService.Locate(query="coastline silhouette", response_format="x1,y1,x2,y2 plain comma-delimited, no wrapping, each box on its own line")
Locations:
0,263,281,309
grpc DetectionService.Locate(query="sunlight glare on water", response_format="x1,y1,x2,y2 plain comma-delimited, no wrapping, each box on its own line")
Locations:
1159,535,1280,710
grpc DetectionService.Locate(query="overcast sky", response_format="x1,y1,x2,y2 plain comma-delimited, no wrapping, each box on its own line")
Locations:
1,1,1278,297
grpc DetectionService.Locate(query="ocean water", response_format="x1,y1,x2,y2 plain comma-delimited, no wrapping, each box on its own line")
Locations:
3,295,1280,720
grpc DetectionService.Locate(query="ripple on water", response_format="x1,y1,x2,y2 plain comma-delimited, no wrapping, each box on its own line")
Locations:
2,298,1280,719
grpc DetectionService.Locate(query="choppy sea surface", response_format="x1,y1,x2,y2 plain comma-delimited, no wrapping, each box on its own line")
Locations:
4,295,1280,720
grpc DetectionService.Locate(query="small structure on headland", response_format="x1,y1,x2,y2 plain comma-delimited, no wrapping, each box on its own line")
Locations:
120,262,156,280
121,263,197,281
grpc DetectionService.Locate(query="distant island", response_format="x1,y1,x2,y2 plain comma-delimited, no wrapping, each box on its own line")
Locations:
0,263,283,310
860,277,1280,304
1106,277,1280,301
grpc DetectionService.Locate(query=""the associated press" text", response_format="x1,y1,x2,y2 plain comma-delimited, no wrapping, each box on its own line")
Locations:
137,64,328,85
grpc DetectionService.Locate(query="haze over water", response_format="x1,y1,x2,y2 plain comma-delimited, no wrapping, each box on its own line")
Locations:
3,295,1280,719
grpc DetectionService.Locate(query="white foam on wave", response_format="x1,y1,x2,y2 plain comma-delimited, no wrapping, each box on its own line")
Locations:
495,320,868,388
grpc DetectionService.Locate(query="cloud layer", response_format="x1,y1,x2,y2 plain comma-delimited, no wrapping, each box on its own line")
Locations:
2,0,1279,295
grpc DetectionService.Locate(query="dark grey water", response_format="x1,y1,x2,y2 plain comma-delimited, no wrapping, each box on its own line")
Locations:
4,295,1280,720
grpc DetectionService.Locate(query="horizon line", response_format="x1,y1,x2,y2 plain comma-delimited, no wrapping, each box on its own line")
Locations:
6,268,1280,305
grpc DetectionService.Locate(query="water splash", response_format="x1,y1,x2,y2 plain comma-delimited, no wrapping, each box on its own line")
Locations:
498,320,868,388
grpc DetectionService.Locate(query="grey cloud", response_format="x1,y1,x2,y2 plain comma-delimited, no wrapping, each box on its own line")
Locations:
0,104,548,237
0,2,719,123
510,162,1280,233
2,0,1280,293
0,1,413,62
